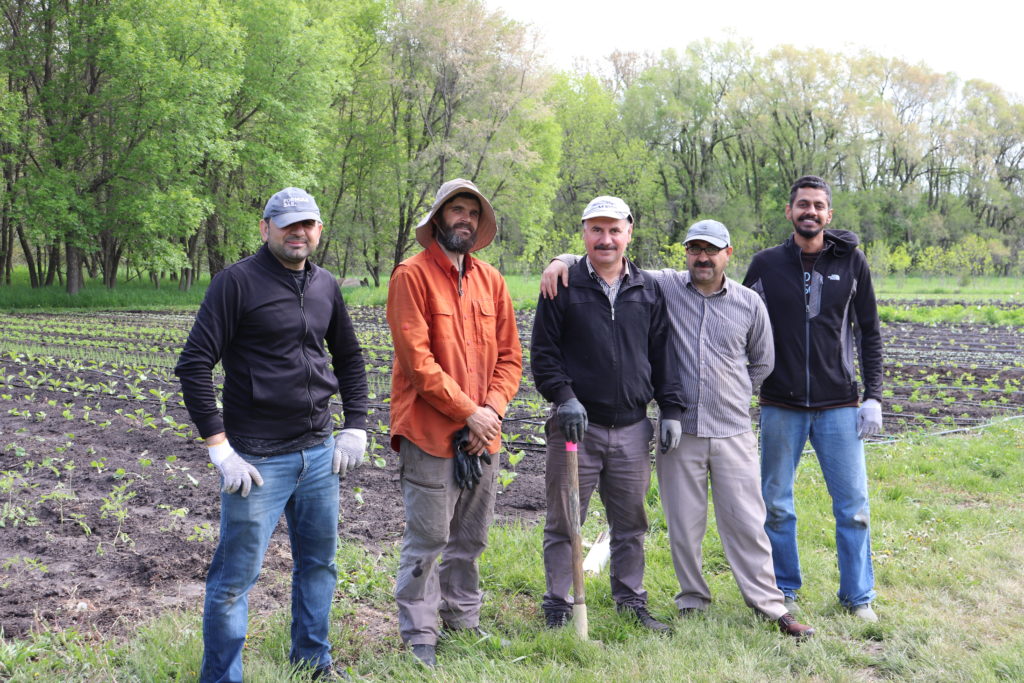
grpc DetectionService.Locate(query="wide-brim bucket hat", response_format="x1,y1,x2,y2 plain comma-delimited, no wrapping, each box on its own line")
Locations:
415,178,497,252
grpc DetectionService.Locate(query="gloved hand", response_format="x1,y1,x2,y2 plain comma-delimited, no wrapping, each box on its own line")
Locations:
333,428,368,477
453,426,492,489
857,398,883,439
208,441,263,497
659,418,682,453
557,398,588,444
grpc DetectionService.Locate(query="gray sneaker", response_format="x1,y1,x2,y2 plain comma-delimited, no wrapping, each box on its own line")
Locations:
850,603,878,622
783,596,800,614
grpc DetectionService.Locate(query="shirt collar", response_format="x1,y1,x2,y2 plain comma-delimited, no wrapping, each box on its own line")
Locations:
584,255,630,283
426,238,475,274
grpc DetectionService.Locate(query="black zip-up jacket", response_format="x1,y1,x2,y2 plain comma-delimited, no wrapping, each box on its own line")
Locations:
175,244,369,442
530,258,685,427
742,229,882,408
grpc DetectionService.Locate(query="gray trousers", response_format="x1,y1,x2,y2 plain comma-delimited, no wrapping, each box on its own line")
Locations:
656,430,787,619
543,417,653,612
394,438,497,646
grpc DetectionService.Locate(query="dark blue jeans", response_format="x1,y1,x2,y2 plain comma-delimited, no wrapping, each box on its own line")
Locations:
200,436,338,683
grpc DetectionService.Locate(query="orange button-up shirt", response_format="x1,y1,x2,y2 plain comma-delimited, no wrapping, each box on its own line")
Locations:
387,240,522,458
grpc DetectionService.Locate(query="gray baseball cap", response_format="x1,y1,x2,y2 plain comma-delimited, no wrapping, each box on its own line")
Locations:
263,187,321,227
684,219,730,248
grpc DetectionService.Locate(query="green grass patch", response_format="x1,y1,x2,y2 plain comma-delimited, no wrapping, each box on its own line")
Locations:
3,418,1023,680
0,271,211,312
875,275,1024,301
878,303,1024,325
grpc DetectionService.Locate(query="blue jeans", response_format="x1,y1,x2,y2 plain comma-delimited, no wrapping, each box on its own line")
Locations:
200,437,339,683
759,406,875,608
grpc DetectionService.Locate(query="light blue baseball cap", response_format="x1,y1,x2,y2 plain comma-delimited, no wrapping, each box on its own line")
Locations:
684,219,730,248
263,187,321,227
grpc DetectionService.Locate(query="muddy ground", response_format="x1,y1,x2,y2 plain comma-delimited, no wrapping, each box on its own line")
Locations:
0,306,1021,641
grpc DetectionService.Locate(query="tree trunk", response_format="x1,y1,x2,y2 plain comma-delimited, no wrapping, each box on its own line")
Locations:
16,225,39,287
65,243,84,295
205,214,225,276
44,243,61,286
179,232,200,291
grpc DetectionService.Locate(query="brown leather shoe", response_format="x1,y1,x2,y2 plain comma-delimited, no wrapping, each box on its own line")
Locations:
778,612,815,639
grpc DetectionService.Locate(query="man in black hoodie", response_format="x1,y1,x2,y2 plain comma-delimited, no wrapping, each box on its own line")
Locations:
176,187,369,682
743,176,883,622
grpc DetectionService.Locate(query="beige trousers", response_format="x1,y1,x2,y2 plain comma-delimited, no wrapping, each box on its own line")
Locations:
656,430,787,619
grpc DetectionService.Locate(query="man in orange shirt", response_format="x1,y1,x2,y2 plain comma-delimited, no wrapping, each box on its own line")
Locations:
387,178,522,668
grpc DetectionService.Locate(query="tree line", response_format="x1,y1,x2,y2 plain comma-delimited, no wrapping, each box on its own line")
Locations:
2,0,1022,294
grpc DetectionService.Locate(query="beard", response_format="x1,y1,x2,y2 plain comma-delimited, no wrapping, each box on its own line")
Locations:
793,213,824,240
436,219,477,254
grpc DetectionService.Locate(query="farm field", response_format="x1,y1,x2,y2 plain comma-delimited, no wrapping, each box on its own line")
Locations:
0,304,1022,642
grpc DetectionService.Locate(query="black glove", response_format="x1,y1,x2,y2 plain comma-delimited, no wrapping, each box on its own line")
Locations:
453,427,492,489
556,397,588,444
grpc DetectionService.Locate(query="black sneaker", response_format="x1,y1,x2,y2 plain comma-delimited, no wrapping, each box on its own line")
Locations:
410,643,436,668
544,609,571,629
618,604,671,633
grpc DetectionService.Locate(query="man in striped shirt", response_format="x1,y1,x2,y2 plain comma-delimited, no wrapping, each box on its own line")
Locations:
540,220,814,638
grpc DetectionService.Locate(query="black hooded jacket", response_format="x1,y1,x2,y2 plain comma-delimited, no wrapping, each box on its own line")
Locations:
742,230,882,408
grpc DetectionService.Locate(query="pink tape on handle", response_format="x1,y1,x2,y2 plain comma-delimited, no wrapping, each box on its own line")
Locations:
565,441,578,451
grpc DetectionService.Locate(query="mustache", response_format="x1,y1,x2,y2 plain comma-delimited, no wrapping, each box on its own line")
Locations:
798,214,820,224
594,244,617,250
694,260,713,268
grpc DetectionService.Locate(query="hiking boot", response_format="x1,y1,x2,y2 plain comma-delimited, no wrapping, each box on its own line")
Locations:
850,603,878,622
410,644,436,668
777,613,815,639
544,609,571,629
678,607,704,619
618,604,672,633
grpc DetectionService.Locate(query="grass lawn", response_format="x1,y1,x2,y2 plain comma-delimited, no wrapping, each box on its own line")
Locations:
3,418,1022,681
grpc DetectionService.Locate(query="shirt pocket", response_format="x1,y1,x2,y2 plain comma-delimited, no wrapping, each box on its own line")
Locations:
428,296,457,340
473,298,496,345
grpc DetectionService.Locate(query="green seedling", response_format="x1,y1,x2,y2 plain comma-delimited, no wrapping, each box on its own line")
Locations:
188,521,216,543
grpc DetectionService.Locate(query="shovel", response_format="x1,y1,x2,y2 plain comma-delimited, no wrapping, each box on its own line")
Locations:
565,440,588,639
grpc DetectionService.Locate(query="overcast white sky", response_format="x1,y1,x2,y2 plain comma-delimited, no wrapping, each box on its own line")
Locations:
486,0,1023,98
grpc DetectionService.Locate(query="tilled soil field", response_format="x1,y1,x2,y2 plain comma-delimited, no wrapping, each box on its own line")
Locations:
0,305,1021,639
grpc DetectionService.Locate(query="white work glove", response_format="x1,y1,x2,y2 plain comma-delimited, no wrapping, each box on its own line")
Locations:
208,441,263,497
857,398,883,439
659,418,682,453
333,428,367,477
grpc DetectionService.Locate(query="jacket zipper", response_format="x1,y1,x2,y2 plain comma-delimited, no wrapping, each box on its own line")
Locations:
298,277,314,431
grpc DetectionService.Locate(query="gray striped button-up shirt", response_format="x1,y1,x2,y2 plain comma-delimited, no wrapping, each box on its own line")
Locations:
653,269,774,438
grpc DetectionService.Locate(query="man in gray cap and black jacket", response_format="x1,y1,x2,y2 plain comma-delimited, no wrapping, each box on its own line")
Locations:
176,187,369,681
